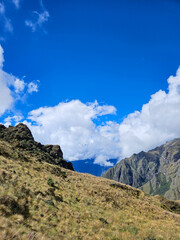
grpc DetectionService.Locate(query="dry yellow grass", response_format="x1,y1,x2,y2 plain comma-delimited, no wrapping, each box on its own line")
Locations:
0,139,180,240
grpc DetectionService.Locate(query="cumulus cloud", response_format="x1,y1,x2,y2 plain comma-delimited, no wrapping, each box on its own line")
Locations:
25,68,180,166
4,115,23,127
118,67,180,158
25,100,119,166
0,45,13,115
25,0,49,32
0,44,39,117
0,76,14,116
28,82,39,93
14,78,26,93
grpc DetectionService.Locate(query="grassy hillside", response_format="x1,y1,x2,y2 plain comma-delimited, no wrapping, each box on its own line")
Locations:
0,138,180,239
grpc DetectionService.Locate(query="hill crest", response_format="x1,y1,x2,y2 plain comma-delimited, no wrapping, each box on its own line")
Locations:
0,123,74,171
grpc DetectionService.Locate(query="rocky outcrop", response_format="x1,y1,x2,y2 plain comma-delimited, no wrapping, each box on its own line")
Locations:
0,123,35,150
0,123,74,171
102,139,180,200
44,145,63,160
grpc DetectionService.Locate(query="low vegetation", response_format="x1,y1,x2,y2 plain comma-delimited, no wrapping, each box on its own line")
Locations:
0,124,180,239
0,149,180,239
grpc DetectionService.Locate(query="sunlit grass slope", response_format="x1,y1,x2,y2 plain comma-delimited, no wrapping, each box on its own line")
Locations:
0,138,180,239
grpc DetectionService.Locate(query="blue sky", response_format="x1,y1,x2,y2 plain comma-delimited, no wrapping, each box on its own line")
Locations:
0,0,180,167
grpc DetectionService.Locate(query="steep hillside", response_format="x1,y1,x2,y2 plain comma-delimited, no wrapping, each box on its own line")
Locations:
0,124,180,239
0,123,73,171
102,139,180,200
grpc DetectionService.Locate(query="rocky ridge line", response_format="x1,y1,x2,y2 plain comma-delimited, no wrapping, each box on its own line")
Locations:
102,139,180,200
0,123,74,171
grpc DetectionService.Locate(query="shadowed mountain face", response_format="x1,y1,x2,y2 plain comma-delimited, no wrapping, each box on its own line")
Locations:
0,123,74,171
102,139,180,200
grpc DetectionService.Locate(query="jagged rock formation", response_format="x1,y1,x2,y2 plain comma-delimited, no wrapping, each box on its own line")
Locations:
102,139,180,200
0,123,74,170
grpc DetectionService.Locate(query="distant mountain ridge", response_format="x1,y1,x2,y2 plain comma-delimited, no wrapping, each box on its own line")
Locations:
72,159,117,176
102,138,180,200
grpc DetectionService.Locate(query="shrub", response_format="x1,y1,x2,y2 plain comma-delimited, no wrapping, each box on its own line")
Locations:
47,178,54,187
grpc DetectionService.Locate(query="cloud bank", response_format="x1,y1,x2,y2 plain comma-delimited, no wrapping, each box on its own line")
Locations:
25,100,119,166
25,68,180,166
118,68,180,158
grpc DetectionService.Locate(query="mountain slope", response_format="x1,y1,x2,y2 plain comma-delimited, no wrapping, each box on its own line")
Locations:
0,124,180,239
102,139,180,200
0,123,74,170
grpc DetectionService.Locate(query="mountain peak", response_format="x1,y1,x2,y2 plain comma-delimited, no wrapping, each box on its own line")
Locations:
0,123,73,171
102,139,180,200
0,123,34,143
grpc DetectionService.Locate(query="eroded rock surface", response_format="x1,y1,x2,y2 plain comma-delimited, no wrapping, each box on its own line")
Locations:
102,139,180,200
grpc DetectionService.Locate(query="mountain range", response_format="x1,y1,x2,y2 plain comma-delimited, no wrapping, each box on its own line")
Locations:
102,139,180,200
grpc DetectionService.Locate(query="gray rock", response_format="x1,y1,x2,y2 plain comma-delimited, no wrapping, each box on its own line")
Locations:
102,139,180,200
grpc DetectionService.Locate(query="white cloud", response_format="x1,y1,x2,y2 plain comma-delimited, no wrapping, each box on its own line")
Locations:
0,3,5,14
25,100,118,166
118,67,180,158
94,155,114,166
0,44,4,68
4,115,23,127
0,44,39,117
0,45,13,115
4,18,13,33
1,39,180,167
25,8,49,32
11,0,20,9
28,82,39,93
14,78,26,93
25,67,180,166
0,2,13,33
0,73,14,116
